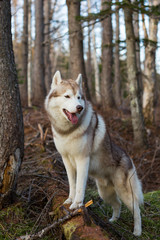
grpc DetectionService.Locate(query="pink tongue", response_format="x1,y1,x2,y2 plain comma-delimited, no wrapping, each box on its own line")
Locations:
68,112,78,124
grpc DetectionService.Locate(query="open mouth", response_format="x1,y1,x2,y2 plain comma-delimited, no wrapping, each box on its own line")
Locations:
63,109,78,125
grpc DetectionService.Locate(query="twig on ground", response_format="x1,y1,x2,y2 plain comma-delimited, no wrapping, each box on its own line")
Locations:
141,139,160,181
30,191,58,235
27,180,34,203
21,173,68,186
25,133,40,149
16,208,80,240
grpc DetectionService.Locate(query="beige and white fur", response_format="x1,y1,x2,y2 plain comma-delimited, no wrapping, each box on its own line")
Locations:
45,71,143,236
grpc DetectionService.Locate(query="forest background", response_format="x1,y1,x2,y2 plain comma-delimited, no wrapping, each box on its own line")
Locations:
12,0,160,148
0,0,160,239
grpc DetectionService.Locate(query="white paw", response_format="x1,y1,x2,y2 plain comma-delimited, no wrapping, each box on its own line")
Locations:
133,229,141,236
63,197,73,205
109,217,118,222
69,201,83,210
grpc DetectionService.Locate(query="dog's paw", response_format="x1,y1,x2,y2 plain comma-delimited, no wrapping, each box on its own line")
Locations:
63,197,73,205
69,201,83,210
109,216,119,222
133,229,141,237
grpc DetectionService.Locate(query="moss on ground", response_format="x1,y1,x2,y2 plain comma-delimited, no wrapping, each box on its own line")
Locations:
63,219,80,240
0,203,32,240
0,203,53,240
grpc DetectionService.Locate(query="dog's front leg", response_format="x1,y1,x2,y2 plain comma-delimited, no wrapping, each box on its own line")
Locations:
70,157,90,210
62,157,76,205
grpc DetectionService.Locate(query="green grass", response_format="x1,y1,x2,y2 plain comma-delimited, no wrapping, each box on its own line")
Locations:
0,203,33,240
85,187,160,240
0,203,53,240
142,191,160,240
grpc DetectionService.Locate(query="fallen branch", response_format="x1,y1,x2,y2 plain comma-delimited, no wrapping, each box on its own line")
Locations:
16,208,80,240
17,200,93,240
30,191,58,235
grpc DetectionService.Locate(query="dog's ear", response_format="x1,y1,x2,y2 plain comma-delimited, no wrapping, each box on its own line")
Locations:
76,74,82,89
51,71,62,89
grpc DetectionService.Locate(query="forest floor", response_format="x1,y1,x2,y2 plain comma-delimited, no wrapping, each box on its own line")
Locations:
0,106,160,240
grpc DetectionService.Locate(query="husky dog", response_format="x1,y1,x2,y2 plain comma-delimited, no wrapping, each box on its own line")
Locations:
45,71,143,236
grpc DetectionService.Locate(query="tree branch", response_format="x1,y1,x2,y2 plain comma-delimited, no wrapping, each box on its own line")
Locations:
16,209,80,240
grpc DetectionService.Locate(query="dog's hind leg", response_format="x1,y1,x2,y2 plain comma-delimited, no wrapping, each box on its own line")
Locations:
114,172,142,236
116,188,141,236
96,179,121,222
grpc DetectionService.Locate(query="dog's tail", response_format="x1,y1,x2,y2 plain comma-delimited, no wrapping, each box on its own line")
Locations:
129,168,144,206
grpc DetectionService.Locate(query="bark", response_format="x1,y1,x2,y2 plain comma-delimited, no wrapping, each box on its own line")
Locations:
101,0,115,109
132,0,143,104
66,0,90,100
86,25,93,96
44,0,52,93
20,0,28,106
114,0,121,107
12,0,18,59
51,40,61,77
87,0,101,103
142,0,158,124
0,1,24,209
33,0,46,105
28,0,32,107
124,1,147,149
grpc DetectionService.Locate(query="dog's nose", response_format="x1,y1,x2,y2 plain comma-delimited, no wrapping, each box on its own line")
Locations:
76,105,83,113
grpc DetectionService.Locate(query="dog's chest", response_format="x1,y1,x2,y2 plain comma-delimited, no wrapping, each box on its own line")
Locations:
54,134,88,156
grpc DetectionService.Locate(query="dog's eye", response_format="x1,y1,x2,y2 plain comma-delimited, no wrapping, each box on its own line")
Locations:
77,96,81,99
65,95,70,98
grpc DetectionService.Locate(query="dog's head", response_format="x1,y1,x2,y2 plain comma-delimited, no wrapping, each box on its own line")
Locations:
45,71,86,125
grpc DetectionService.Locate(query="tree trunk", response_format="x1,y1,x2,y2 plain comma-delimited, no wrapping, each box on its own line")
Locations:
0,0,24,209
27,0,32,107
124,1,147,149
44,0,52,93
114,0,121,107
86,25,93,97
87,0,101,103
12,0,18,61
132,0,143,104
33,0,46,106
51,39,61,77
66,0,90,100
101,0,115,109
20,0,28,106
142,0,158,124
